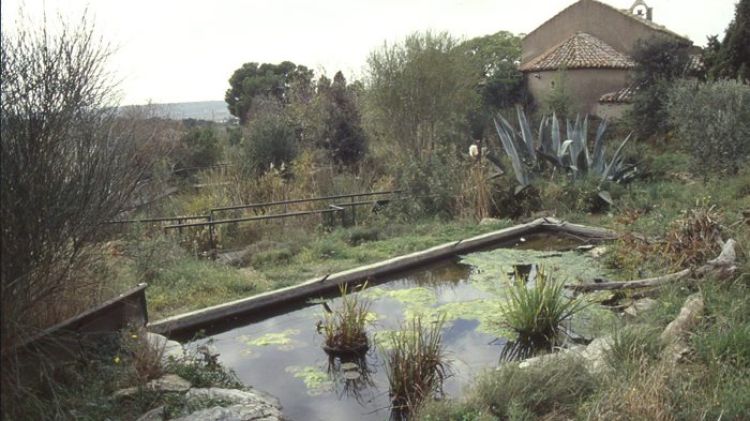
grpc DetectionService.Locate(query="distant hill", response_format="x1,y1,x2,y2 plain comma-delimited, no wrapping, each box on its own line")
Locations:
120,100,234,122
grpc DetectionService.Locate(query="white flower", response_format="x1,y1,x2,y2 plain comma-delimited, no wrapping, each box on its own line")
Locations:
469,144,479,158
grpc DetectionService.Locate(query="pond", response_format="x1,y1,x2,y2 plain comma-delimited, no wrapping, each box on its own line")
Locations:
189,233,612,421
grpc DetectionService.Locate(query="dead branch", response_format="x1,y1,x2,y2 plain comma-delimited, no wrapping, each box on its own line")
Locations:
566,239,737,292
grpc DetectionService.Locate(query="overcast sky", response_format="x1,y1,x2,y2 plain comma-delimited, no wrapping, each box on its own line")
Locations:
1,0,738,105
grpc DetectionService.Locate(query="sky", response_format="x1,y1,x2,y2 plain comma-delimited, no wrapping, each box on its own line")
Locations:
1,0,738,105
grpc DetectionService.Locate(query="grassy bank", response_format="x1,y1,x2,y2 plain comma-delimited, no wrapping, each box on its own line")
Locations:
119,217,513,320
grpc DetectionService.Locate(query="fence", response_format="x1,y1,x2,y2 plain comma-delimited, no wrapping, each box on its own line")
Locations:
109,190,401,252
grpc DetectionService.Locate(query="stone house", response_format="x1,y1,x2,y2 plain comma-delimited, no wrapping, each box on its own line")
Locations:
520,0,691,118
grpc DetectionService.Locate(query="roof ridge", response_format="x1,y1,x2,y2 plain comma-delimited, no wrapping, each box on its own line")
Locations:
522,0,690,43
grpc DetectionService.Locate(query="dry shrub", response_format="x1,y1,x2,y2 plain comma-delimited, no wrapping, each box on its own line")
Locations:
586,359,675,421
663,204,723,268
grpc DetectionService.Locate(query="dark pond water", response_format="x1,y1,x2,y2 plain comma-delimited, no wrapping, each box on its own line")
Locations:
191,233,596,421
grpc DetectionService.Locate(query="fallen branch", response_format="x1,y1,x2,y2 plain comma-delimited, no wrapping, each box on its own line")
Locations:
566,239,737,292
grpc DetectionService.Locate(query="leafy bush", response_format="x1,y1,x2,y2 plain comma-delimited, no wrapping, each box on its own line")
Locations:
667,79,750,180
662,203,724,268
390,147,467,219
628,38,695,140
240,99,298,175
175,125,222,177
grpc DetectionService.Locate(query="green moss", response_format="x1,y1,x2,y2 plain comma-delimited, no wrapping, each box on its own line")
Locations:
284,365,334,396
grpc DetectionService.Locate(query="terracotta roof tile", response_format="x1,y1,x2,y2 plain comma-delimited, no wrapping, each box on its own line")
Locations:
521,32,636,72
599,84,638,103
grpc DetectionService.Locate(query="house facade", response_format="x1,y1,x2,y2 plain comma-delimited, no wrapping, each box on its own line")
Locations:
520,0,691,118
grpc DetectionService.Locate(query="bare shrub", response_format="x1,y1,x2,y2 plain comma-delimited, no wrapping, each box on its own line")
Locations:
1,9,160,377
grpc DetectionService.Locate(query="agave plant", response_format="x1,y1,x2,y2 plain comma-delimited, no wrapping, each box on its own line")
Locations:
492,106,637,202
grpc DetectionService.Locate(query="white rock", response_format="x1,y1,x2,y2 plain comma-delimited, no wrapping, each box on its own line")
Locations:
171,404,281,421
146,332,185,363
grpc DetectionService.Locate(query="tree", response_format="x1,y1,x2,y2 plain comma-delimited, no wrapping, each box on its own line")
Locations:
705,0,750,81
240,97,298,175
225,61,314,124
628,38,694,139
1,12,160,364
175,125,223,176
460,31,524,110
365,31,480,161
321,71,367,166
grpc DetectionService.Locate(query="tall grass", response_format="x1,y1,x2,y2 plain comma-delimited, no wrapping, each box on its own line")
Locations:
318,283,372,354
384,315,450,415
499,267,587,345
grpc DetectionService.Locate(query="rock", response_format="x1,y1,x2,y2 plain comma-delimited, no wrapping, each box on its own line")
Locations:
171,404,281,421
184,388,281,408
588,246,608,258
340,362,358,371
136,406,165,421
517,336,612,375
146,332,185,363
113,374,192,399
660,293,704,344
624,298,658,318
176,388,282,421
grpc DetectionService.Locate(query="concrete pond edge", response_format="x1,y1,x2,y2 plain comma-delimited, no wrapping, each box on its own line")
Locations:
148,217,618,335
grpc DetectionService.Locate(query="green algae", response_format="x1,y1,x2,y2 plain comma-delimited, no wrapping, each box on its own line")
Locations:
237,329,305,356
285,365,334,396
461,248,610,293
362,286,437,307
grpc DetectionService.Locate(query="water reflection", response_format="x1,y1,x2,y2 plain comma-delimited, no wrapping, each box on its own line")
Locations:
326,352,377,405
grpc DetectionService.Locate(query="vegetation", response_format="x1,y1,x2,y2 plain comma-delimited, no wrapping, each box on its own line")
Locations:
499,267,588,346
667,78,750,179
704,0,750,81
383,315,450,416
4,3,750,420
318,283,372,354
627,38,696,140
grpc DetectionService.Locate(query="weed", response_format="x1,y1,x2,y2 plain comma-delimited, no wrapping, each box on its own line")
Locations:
469,355,596,419
383,315,450,415
318,283,372,354
662,202,723,268
499,267,588,345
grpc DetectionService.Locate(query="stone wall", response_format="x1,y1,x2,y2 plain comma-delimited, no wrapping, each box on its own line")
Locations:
526,68,631,115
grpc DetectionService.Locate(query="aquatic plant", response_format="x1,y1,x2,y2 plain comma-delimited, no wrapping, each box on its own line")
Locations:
499,267,587,345
318,283,372,354
383,314,450,415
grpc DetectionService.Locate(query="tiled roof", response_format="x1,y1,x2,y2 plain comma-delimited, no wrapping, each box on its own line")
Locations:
520,32,636,72
599,84,638,103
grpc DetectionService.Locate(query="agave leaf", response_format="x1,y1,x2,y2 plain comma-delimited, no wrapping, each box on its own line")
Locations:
538,115,550,154
581,115,590,168
601,133,632,183
494,117,529,187
592,118,608,174
536,148,562,167
516,106,536,163
559,139,574,159
551,112,561,153
576,146,589,175
597,191,613,206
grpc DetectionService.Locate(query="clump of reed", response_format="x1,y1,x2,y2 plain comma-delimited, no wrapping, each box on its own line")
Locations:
500,267,587,346
318,283,372,354
383,315,450,416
